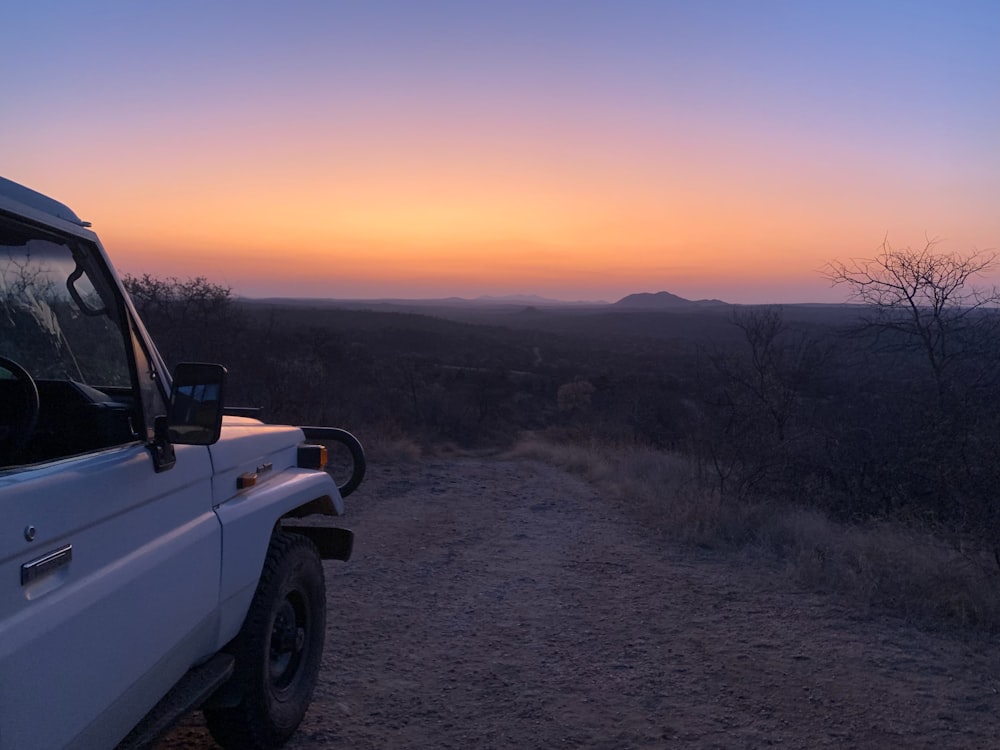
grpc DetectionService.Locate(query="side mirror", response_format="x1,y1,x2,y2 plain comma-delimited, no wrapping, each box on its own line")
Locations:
167,363,227,446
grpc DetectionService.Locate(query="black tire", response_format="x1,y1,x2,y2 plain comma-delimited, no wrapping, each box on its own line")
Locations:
204,532,326,749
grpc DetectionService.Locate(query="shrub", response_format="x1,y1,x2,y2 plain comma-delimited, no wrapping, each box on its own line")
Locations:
512,433,1000,631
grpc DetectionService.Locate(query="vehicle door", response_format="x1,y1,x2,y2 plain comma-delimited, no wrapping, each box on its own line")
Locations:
0,216,221,749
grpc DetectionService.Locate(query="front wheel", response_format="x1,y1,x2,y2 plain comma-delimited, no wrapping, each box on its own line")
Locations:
204,532,326,749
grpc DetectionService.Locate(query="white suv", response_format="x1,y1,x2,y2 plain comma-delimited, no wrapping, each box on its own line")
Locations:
0,176,365,750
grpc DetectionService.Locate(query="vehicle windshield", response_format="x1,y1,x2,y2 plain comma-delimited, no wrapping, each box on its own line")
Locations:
0,217,130,386
1,215,141,469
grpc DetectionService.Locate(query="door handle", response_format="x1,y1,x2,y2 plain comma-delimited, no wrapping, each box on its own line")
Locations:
21,544,73,585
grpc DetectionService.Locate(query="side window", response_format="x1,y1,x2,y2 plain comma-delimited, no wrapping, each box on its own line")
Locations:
1,215,141,468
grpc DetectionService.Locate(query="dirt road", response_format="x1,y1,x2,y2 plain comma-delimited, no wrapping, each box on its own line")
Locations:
162,457,999,749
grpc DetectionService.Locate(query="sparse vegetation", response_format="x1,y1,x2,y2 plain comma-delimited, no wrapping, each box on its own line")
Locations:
124,256,1000,631
507,434,1000,630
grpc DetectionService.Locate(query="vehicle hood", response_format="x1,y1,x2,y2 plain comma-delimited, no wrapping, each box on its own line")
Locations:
209,418,304,504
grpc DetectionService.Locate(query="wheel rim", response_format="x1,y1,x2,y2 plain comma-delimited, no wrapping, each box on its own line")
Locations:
269,590,309,692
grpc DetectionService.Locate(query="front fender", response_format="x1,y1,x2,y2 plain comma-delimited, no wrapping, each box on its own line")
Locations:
213,468,339,647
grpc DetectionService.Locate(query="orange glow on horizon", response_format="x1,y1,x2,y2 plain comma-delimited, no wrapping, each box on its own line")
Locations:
95,174,999,303
5,3,996,304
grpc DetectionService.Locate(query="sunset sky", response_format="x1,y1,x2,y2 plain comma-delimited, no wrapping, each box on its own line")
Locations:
3,1,998,303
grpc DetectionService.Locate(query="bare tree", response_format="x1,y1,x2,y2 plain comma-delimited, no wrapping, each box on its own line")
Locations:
697,306,825,501
824,238,1000,405
825,240,1000,548
123,274,235,327
121,274,241,365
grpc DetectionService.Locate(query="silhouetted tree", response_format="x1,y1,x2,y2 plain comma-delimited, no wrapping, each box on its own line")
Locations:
824,239,1000,406
122,274,242,365
825,240,1000,544
697,307,825,501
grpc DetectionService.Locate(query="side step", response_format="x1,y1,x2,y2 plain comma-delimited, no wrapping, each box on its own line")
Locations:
116,652,234,750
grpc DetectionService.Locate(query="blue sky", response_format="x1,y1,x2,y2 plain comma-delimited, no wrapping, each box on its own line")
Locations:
3,1,998,302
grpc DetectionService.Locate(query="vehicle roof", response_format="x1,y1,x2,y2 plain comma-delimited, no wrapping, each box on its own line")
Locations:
0,176,87,226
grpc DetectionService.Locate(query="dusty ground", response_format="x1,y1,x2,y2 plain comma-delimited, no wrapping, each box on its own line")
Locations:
161,457,999,749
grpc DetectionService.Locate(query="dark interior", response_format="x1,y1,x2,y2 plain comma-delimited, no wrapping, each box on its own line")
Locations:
0,378,138,467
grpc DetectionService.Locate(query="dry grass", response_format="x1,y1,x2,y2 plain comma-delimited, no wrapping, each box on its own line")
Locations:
348,423,423,465
759,512,1000,629
507,433,764,547
508,433,1000,632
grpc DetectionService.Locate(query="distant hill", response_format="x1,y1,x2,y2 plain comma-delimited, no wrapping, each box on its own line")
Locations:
247,291,735,311
614,291,728,309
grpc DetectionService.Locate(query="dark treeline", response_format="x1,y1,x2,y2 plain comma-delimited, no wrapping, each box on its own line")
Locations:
124,260,1000,549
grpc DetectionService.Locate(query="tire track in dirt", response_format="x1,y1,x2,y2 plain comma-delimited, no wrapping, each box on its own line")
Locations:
162,457,999,749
